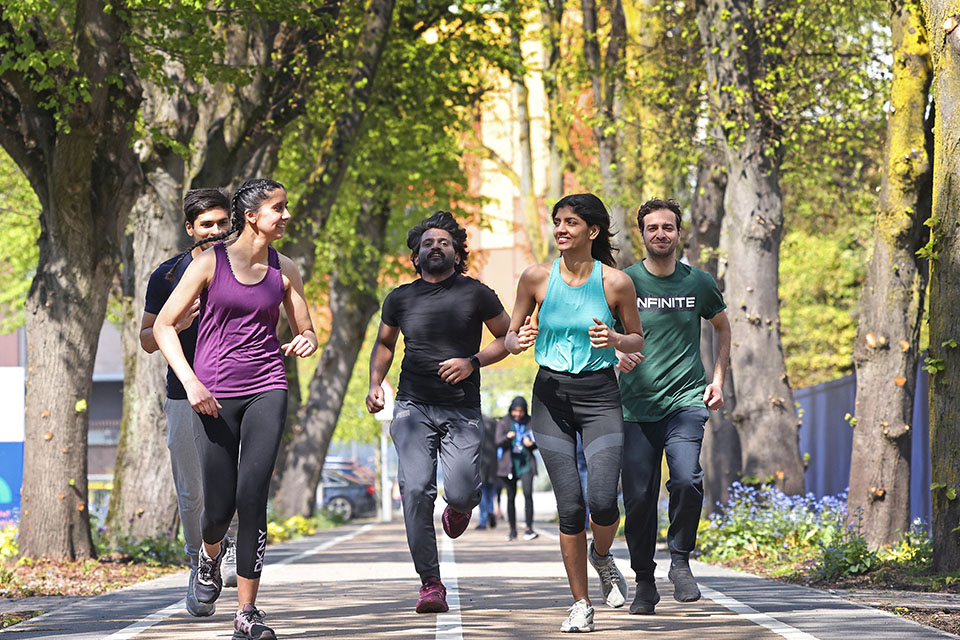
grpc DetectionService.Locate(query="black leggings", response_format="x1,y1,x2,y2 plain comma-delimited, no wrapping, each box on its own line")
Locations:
500,470,535,531
530,366,623,535
196,389,286,579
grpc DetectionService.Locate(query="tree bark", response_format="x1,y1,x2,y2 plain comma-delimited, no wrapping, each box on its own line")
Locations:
582,0,634,265
696,0,804,494
848,1,932,549
0,0,143,558
105,13,332,541
540,0,566,208
688,147,740,513
272,195,392,517
271,0,397,514
922,0,960,571
511,28,550,263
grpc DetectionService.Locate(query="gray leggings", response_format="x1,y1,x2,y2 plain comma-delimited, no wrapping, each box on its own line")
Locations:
530,366,624,535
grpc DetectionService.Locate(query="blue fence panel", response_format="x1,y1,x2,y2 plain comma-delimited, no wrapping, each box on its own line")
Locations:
795,366,930,524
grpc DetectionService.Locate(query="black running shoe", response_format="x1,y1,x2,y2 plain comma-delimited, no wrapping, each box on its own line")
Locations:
195,542,226,605
234,604,277,639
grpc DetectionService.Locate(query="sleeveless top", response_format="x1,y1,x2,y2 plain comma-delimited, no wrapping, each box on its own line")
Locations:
535,258,618,374
194,242,288,397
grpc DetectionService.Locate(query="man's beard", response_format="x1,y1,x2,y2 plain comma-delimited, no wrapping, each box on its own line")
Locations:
422,251,455,275
644,241,676,258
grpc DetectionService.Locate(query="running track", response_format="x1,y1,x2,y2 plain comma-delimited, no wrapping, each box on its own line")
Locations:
2,521,954,639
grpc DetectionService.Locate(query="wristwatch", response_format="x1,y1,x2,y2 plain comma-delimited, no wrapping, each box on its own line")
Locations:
469,355,481,370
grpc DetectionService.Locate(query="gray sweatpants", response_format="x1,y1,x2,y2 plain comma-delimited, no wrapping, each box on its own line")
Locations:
165,398,205,558
391,399,483,581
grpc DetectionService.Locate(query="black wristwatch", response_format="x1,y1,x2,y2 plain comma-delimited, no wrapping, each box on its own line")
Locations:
469,355,481,370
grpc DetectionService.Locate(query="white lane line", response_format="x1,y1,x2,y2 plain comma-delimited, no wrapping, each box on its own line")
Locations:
102,524,372,640
654,569,819,640
100,600,184,640
436,535,463,640
542,527,817,640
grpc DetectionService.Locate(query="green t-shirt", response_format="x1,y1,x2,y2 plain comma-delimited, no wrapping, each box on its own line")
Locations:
619,260,726,423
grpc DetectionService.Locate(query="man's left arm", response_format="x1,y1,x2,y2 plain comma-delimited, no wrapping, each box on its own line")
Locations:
704,310,731,410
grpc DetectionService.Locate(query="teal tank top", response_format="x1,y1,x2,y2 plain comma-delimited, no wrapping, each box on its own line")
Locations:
535,258,618,373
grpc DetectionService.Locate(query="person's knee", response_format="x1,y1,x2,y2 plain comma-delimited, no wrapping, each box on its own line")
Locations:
667,465,704,494
558,506,587,535
444,485,481,513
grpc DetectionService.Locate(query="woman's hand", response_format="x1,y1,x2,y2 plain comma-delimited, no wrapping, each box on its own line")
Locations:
185,378,222,418
588,317,620,350
282,333,317,358
513,315,538,352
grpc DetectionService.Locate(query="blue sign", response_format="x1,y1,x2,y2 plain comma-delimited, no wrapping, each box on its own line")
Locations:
0,441,23,526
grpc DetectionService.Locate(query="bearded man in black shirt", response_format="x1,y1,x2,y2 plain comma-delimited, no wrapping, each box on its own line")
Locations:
367,211,510,614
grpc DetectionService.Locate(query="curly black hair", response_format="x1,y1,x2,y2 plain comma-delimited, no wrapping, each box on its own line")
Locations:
406,211,469,275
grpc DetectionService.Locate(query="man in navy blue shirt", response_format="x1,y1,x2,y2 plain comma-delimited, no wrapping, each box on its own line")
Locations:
140,188,231,616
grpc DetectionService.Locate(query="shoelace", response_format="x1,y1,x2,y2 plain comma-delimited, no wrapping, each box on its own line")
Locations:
567,600,591,615
240,607,267,626
596,558,621,585
197,557,217,584
224,543,236,563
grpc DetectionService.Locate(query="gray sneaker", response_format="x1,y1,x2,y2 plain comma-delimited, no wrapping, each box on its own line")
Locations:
234,604,276,639
588,540,627,608
195,542,226,605
222,536,238,588
560,598,594,633
186,563,216,617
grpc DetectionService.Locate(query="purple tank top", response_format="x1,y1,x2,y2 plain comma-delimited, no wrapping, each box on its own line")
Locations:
194,242,288,397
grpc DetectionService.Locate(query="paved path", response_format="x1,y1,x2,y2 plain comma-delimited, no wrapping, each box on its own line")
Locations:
2,519,955,639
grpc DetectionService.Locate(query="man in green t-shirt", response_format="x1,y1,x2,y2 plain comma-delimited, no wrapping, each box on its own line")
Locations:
616,198,731,615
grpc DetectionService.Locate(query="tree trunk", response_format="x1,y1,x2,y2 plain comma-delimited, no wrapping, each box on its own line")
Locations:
688,148,740,513
848,1,932,548
540,0,566,209
512,28,549,263
271,0,397,513
3,0,144,558
696,0,804,494
582,0,634,265
272,196,391,517
923,0,960,571
106,14,335,541
106,163,184,542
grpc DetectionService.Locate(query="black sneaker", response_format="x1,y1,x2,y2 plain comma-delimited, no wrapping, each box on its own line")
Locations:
630,580,660,614
234,604,276,639
668,556,701,602
507,529,518,541
195,542,226,605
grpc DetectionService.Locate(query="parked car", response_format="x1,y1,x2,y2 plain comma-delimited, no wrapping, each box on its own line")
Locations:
321,469,378,522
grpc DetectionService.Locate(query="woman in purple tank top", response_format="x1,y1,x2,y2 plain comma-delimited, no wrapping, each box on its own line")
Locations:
155,178,316,640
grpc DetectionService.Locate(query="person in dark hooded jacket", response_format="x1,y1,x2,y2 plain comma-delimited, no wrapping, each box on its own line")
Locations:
495,396,538,540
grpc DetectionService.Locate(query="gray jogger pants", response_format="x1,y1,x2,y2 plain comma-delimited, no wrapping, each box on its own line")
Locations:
165,398,205,558
390,399,483,581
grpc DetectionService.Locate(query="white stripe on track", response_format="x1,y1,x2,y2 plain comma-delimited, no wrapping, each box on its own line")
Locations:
100,600,185,640
652,569,819,640
435,535,463,640
102,524,372,640
542,527,817,640
697,583,819,640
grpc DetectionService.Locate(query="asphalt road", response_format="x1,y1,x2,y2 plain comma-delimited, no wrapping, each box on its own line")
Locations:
2,518,955,639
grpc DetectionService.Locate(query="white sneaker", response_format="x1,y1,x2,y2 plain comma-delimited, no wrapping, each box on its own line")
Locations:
560,599,594,633
222,536,238,588
588,540,627,608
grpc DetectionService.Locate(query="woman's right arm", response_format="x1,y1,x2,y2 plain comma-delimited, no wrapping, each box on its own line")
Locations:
155,252,220,416
505,265,545,355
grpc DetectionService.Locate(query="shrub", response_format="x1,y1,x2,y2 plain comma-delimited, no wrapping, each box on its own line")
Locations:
0,525,17,561
698,482,846,562
816,509,878,580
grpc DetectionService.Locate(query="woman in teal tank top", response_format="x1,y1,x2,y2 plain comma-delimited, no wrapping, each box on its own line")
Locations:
505,193,645,632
